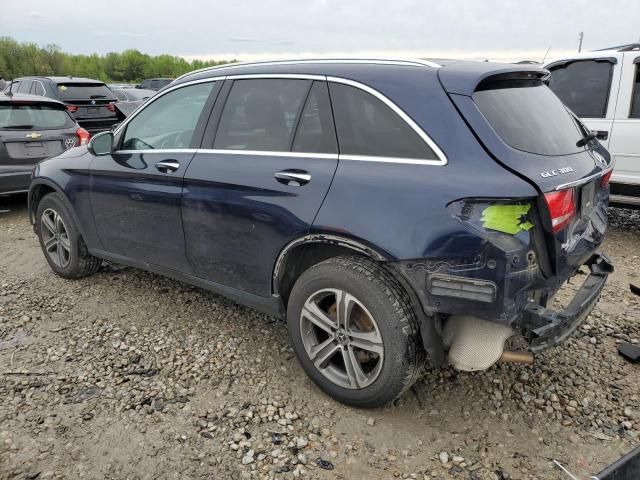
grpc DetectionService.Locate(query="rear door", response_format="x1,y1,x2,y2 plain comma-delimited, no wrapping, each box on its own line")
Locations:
182,77,339,296
0,101,78,192
608,53,640,188
441,69,612,277
89,80,219,272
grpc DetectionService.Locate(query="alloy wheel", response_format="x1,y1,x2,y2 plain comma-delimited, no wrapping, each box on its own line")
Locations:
299,288,384,389
40,208,72,269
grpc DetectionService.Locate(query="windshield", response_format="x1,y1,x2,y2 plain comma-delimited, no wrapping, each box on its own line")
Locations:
0,103,76,130
473,79,587,156
57,83,114,100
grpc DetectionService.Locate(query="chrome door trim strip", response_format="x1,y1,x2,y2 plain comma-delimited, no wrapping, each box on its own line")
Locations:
327,76,448,165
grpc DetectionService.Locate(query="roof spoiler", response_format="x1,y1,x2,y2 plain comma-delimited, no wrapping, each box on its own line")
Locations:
437,61,549,96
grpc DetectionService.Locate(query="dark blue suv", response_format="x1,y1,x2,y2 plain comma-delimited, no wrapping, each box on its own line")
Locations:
28,59,613,407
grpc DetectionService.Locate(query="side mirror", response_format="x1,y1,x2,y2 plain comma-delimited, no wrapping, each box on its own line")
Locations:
88,131,114,156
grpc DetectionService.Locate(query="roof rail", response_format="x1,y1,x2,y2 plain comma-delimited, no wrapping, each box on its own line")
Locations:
174,58,441,83
593,43,640,52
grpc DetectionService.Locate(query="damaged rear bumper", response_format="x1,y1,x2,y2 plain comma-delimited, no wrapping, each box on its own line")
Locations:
523,252,613,352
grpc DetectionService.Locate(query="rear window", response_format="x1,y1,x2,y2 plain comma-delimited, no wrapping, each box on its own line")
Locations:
473,79,586,156
0,103,76,130
57,83,114,100
547,60,613,118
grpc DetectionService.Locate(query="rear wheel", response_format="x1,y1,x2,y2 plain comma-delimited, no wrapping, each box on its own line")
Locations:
36,193,101,279
287,256,425,408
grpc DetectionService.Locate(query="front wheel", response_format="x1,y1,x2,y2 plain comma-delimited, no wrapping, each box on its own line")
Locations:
36,192,102,279
287,256,425,408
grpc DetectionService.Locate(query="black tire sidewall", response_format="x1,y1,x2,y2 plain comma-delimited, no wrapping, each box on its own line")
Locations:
36,193,85,278
287,257,421,408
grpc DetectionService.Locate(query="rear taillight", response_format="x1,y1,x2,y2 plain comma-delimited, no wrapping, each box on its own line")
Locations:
106,102,116,112
76,127,90,146
600,170,613,187
544,188,576,234
66,104,78,113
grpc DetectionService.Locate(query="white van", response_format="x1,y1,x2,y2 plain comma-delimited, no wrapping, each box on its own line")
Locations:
545,44,640,208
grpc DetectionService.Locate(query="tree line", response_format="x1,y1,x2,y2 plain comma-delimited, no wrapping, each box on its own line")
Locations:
0,36,233,83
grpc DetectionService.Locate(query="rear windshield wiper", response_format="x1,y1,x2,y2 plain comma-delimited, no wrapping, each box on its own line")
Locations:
576,130,597,148
1,125,34,129
90,95,108,99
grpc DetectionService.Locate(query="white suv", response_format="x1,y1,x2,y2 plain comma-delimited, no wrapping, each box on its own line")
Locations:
545,44,640,208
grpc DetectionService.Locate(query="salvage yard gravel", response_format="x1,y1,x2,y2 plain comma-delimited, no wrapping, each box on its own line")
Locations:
1,199,639,479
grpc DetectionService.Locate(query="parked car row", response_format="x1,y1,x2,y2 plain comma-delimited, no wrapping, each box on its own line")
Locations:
0,76,169,195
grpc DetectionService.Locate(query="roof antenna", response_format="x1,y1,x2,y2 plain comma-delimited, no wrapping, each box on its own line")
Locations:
541,46,551,64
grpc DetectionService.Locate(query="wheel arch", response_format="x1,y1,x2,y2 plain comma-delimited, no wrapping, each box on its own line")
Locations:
28,179,87,240
273,234,447,369
272,234,389,302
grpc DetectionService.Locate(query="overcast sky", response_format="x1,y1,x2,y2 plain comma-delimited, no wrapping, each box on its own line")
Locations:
2,0,639,62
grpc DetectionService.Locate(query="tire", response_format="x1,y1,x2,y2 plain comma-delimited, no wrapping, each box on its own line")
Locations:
287,255,425,408
36,192,101,279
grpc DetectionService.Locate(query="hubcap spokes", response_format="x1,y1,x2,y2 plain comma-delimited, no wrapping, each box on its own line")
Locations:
41,208,71,268
300,289,384,390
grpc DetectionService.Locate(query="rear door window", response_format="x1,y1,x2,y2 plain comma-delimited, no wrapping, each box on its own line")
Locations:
56,83,114,100
214,79,311,151
547,60,613,118
630,64,640,118
292,81,338,154
473,79,586,156
328,82,438,160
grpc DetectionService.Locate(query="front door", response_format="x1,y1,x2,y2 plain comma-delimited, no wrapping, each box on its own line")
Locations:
89,81,219,272
182,78,339,296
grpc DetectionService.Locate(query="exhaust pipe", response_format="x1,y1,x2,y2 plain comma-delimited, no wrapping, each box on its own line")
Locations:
499,351,534,364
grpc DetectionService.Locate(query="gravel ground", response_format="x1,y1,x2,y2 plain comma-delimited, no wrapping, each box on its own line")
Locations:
0,194,639,480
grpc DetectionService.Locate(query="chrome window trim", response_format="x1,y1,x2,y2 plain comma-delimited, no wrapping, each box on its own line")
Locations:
554,166,614,190
198,149,338,160
327,76,447,165
114,149,199,155
175,58,441,82
114,73,448,166
338,154,446,166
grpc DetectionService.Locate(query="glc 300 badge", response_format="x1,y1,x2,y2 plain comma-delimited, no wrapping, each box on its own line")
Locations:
26,132,42,139
540,167,573,178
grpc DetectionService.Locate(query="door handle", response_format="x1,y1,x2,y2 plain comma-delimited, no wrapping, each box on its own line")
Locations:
594,130,609,141
155,160,180,173
274,170,311,186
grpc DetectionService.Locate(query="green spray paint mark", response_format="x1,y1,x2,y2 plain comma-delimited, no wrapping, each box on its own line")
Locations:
480,204,533,235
